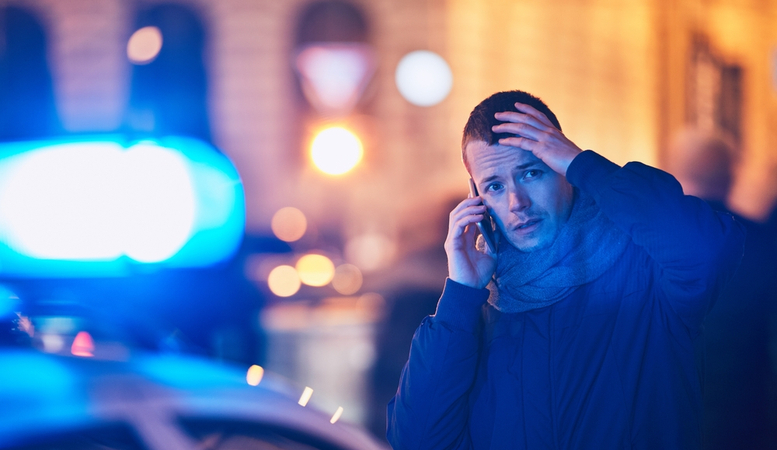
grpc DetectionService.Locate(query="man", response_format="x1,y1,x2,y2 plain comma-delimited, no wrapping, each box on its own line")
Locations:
387,91,745,449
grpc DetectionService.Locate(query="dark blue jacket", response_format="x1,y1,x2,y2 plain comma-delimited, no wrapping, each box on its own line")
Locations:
387,151,745,450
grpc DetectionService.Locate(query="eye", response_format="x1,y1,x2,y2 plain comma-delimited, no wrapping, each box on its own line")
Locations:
486,182,504,193
523,169,541,180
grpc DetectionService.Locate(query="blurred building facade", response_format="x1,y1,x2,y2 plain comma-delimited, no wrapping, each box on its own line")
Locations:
2,0,776,238
2,0,776,244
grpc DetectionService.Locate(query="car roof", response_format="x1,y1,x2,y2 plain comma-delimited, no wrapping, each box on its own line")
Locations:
0,349,385,450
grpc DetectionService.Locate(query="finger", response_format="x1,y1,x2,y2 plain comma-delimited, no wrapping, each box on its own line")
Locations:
491,121,543,141
450,207,488,234
449,199,484,223
463,220,478,240
495,136,536,151
493,110,549,132
453,223,479,257
447,222,482,254
449,210,486,240
449,200,487,222
513,102,555,128
450,198,487,219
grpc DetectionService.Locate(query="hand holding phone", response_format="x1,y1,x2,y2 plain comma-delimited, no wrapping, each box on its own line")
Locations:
444,180,498,289
468,178,497,254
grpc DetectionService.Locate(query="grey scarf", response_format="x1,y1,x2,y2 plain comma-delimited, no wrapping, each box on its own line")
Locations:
487,191,629,313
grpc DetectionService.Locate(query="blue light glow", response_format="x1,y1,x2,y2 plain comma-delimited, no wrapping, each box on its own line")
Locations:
136,353,244,390
0,286,20,318
0,136,245,277
0,351,88,444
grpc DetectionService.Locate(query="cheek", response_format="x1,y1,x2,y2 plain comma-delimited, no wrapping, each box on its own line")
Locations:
539,179,574,218
551,184,575,218
487,201,511,229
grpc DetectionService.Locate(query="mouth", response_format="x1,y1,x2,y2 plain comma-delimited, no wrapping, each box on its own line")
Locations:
513,219,541,234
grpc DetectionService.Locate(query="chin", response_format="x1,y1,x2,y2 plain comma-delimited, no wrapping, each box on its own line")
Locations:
508,234,552,253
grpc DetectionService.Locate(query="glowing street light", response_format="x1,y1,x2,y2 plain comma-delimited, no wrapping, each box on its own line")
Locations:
298,386,314,406
295,43,376,115
332,264,363,295
310,127,363,176
345,232,397,272
267,265,301,297
296,254,335,287
127,26,163,65
246,365,264,386
395,50,453,107
330,406,344,424
271,207,307,242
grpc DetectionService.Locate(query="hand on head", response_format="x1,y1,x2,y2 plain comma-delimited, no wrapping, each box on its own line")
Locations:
492,102,582,177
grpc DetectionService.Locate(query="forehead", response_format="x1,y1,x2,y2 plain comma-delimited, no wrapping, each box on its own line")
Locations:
465,141,541,179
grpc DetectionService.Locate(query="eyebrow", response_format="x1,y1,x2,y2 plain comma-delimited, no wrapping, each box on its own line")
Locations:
480,161,540,184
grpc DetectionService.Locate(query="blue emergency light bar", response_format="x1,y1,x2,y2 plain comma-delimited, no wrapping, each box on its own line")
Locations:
0,136,245,277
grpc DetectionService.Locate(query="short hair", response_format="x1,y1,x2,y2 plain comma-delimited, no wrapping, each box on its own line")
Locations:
461,90,561,172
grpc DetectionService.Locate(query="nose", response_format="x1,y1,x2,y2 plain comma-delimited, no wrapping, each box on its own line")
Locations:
508,186,531,213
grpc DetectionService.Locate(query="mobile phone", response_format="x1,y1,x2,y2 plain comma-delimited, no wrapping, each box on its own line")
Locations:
468,178,497,253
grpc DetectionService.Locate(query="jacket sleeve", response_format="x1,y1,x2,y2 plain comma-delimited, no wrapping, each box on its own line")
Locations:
565,150,746,332
386,278,489,450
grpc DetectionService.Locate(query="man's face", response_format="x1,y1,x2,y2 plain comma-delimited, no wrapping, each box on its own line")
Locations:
466,140,575,252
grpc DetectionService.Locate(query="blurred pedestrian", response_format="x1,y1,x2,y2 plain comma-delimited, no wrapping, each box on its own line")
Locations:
668,129,777,450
